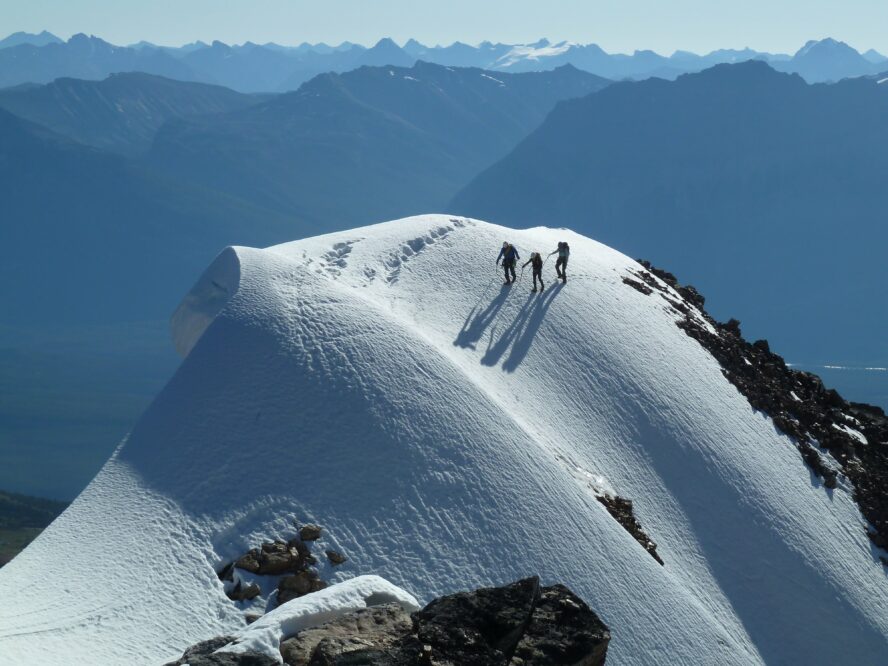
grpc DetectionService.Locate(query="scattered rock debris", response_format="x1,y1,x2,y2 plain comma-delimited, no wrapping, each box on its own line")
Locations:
217,521,347,607
625,259,888,563
596,494,664,565
326,549,348,565
299,524,323,541
622,275,653,295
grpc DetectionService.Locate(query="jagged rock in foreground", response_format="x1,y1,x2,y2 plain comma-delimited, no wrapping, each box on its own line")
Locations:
164,636,276,666
171,577,610,666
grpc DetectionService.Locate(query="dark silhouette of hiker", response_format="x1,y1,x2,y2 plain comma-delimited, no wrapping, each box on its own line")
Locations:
496,242,520,285
549,242,570,283
523,252,544,293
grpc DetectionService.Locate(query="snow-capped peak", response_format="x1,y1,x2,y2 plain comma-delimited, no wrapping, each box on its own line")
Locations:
0,216,885,665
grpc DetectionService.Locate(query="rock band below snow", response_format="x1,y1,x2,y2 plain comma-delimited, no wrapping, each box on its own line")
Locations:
497,240,570,289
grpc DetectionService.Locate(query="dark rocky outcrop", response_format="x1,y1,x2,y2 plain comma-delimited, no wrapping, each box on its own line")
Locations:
628,259,888,563
163,636,277,666
409,576,540,665
510,583,611,665
596,494,664,566
279,577,610,666
172,578,610,666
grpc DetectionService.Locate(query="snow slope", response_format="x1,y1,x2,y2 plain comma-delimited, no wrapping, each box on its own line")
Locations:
0,215,886,665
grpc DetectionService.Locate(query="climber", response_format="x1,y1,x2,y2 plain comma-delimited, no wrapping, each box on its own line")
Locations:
496,241,520,285
549,242,570,283
523,252,545,293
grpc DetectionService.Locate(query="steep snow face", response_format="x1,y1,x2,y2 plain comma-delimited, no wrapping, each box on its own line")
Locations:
1,216,886,665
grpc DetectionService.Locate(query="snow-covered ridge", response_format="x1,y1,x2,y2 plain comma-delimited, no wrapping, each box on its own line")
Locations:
0,215,886,665
170,245,241,356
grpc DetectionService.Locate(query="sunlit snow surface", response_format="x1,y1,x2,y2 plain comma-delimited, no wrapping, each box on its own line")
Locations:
1,216,886,664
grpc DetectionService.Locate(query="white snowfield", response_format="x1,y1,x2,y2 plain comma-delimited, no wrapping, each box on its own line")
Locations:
0,215,886,665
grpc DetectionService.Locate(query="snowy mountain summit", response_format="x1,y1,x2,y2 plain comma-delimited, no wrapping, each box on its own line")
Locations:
0,215,886,664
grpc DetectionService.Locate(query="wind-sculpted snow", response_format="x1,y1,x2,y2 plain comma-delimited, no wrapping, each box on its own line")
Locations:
0,216,886,665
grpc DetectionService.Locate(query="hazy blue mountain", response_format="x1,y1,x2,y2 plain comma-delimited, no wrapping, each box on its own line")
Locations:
0,33,199,88
2,33,883,92
0,31,62,49
358,37,414,66
404,39,512,68
148,62,610,228
276,37,415,90
0,108,301,497
0,107,299,326
862,48,888,64
773,38,879,82
180,40,300,92
451,61,888,370
0,72,259,154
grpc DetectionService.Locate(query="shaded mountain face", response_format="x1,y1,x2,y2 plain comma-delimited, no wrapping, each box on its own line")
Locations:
0,108,294,328
0,72,259,155
0,33,200,88
147,62,610,229
0,108,300,497
451,61,888,368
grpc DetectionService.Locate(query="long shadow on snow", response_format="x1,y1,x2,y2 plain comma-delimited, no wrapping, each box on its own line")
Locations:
453,281,514,351
482,284,563,371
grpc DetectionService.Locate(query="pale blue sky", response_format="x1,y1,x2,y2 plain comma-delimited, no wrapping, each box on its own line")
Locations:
3,0,887,54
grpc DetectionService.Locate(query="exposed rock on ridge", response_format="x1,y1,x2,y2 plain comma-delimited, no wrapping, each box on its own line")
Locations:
626,260,888,563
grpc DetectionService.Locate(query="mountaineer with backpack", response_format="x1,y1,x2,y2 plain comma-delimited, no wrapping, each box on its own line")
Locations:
523,252,545,293
496,241,521,285
549,242,570,283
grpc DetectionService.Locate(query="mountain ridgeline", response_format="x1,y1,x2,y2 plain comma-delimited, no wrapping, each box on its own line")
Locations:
0,72,260,155
1,33,886,94
452,61,888,369
0,108,293,328
0,62,609,500
146,62,610,226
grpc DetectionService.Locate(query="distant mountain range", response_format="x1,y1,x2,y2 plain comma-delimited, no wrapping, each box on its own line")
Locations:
1,32,886,92
0,62,608,498
147,62,609,226
2,51,887,503
451,61,888,369
0,107,294,328
0,72,260,155
0,30,62,49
